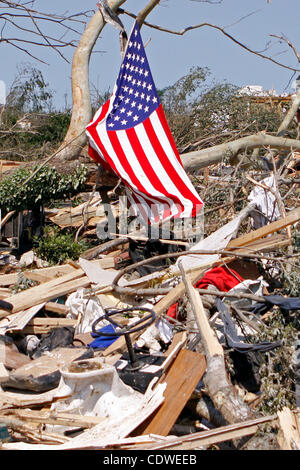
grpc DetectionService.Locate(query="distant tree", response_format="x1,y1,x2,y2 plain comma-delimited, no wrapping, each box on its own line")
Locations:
159,67,290,153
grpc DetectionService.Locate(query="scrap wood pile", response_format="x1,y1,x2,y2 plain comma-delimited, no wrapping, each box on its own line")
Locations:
0,156,300,451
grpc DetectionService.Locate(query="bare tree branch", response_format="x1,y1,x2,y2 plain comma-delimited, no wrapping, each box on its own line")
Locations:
0,0,91,62
118,9,300,73
136,0,161,28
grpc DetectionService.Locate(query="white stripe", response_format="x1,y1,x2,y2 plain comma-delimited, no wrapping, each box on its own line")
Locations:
150,112,203,203
87,139,107,166
116,129,178,211
94,123,170,211
134,117,194,217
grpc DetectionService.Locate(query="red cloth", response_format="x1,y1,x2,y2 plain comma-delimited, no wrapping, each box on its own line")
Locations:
167,265,244,319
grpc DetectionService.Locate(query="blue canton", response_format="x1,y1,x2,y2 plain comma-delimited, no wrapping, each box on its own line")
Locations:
106,22,160,131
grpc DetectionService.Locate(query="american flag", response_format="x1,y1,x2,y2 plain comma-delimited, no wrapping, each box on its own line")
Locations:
86,21,203,224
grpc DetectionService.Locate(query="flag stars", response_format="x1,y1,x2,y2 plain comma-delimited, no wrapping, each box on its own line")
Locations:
106,25,160,130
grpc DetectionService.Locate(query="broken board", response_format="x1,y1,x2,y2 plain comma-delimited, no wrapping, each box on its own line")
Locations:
131,349,206,437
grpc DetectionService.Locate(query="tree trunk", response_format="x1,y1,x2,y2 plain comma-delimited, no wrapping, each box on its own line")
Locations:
51,0,127,169
180,132,300,171
179,266,258,425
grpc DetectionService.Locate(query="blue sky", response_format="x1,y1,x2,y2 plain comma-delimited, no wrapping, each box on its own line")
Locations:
1,0,300,109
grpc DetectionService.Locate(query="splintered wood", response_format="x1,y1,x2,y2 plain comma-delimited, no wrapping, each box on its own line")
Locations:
133,349,206,437
0,172,299,450
277,408,300,450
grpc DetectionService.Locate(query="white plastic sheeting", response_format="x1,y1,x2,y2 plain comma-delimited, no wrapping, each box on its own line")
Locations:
248,174,280,229
66,288,106,334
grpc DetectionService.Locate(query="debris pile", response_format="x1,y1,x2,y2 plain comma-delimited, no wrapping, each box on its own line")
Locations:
0,154,299,451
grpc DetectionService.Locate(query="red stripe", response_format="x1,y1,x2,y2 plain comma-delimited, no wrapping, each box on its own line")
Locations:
156,105,183,166
107,130,172,210
87,100,202,221
144,112,203,213
86,99,111,131
89,124,166,220
88,145,113,173
126,126,185,214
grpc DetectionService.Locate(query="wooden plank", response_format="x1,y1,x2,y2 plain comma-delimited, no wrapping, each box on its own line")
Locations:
142,415,277,450
0,288,11,299
19,317,77,334
227,206,300,249
44,302,68,315
0,389,58,409
24,263,76,282
133,349,206,437
0,269,87,316
0,273,18,287
2,409,105,429
153,267,207,317
0,303,45,333
23,258,114,284
180,270,223,357
277,408,300,450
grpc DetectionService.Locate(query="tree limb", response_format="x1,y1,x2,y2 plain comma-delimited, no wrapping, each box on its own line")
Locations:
181,132,300,171
136,0,161,28
118,9,300,73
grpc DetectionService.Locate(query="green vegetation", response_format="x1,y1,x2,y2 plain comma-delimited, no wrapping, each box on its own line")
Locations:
257,310,299,414
159,66,294,153
0,164,87,215
33,226,88,265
